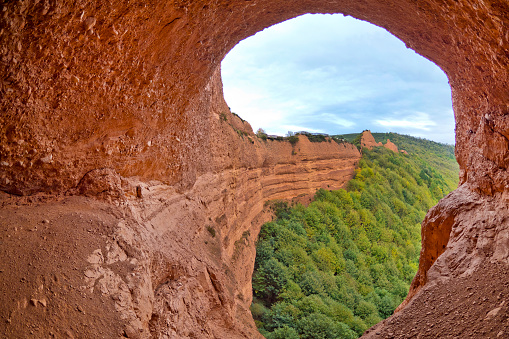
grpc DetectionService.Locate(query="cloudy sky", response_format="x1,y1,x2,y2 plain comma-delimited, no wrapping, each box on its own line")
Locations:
221,14,455,144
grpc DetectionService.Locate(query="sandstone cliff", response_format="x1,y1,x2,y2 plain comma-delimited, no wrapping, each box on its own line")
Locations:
1,0,509,338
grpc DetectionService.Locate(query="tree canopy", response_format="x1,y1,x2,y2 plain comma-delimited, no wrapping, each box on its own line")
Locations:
252,134,459,338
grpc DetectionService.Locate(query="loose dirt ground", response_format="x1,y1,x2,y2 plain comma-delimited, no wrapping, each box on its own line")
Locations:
0,192,127,338
363,261,509,338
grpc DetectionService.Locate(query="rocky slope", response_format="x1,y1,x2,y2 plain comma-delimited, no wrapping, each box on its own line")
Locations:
1,0,509,338
366,186,509,338
383,139,399,153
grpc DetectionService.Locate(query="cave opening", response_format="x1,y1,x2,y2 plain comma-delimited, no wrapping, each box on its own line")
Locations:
221,14,454,144
219,13,459,337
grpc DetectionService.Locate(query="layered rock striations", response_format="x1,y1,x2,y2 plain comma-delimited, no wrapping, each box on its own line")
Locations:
1,0,509,337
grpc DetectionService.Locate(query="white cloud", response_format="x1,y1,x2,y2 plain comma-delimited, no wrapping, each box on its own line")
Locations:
319,113,356,128
224,88,264,108
375,112,436,131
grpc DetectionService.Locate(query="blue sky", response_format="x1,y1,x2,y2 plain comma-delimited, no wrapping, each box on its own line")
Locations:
221,14,455,144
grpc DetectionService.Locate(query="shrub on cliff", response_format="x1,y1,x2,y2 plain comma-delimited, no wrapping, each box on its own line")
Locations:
307,134,328,143
287,135,299,145
257,128,268,140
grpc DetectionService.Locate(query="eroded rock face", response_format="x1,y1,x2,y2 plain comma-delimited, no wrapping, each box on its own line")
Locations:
365,186,509,337
0,133,360,337
384,139,399,153
360,130,383,149
359,130,400,153
1,0,509,337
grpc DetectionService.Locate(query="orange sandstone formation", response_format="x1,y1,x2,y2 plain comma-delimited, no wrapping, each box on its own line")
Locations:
360,130,383,149
1,0,509,337
384,139,399,153
360,130,399,153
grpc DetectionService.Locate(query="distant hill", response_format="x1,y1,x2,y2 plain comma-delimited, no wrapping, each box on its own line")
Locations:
334,132,458,194
370,132,455,159
333,133,362,143
334,132,454,152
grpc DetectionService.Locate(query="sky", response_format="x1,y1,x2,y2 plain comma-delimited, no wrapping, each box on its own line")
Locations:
221,14,455,144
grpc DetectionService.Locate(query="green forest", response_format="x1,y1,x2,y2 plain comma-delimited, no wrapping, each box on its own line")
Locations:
251,133,458,339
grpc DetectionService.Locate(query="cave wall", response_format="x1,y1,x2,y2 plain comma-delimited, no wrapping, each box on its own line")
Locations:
2,0,509,195
1,0,509,337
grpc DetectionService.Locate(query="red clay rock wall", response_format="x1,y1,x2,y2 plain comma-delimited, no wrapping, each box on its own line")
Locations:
0,76,361,337
2,0,509,337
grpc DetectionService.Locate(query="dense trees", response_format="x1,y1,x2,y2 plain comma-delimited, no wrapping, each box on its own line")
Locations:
252,134,458,338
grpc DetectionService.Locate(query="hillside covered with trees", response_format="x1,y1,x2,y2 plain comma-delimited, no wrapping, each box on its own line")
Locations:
251,133,459,338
